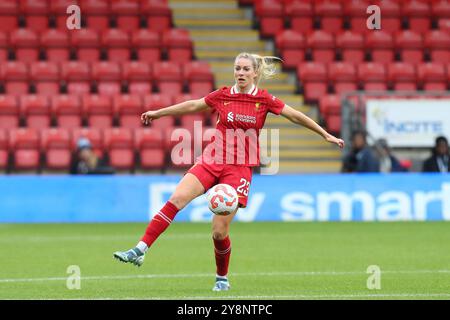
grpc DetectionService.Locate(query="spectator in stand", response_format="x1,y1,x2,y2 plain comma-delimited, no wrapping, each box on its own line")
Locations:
422,136,450,173
374,138,407,173
70,138,115,175
342,130,379,173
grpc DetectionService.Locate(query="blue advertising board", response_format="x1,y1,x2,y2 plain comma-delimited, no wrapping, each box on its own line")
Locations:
0,173,449,223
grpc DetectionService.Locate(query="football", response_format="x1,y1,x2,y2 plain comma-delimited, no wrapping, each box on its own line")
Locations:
206,184,238,216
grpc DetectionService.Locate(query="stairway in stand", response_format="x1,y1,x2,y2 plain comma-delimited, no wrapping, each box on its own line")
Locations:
169,0,342,173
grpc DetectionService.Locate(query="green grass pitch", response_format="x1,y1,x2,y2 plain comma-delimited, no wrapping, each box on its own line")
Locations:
0,222,449,300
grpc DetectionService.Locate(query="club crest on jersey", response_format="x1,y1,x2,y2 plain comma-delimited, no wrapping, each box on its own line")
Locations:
255,102,261,110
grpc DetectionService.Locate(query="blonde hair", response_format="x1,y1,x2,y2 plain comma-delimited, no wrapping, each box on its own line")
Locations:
235,52,282,85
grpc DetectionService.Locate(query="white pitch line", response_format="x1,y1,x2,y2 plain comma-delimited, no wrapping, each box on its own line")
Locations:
0,233,210,242
0,270,449,284
54,293,450,300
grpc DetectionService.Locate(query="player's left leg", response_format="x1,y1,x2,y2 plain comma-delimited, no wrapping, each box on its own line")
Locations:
211,207,238,291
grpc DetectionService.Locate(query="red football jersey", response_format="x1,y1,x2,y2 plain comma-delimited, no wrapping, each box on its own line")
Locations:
202,84,285,167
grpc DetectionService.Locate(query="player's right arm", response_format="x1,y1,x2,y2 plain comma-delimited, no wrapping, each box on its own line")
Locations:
141,98,210,125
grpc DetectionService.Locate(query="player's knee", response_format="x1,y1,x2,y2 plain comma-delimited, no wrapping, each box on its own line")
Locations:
168,193,191,210
212,223,228,240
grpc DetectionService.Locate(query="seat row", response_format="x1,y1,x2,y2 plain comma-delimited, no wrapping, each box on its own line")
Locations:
249,0,450,37
275,29,449,68
0,28,193,63
0,126,216,172
0,93,217,130
297,61,450,102
0,61,214,96
0,0,172,32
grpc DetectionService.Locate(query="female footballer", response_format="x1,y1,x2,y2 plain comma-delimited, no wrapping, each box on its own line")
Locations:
114,52,344,291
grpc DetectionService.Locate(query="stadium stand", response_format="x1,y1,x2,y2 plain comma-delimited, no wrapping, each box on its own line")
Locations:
0,0,448,174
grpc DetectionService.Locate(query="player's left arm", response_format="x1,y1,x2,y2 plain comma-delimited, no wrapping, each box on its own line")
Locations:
280,104,345,149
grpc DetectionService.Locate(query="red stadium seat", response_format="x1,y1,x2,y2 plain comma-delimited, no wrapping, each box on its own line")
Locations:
328,62,357,96
134,128,165,170
425,30,450,63
432,0,450,26
388,62,417,91
326,114,341,135
91,61,122,95
307,30,335,63
319,94,341,119
122,61,153,95
395,30,424,64
164,126,193,169
9,128,40,171
103,128,135,171
21,95,51,129
141,0,172,31
52,95,82,128
52,0,82,30
275,30,306,69
0,0,19,32
255,0,284,38
102,29,130,62
357,62,387,91
80,0,110,32
40,29,70,62
403,0,431,33
10,29,40,63
111,0,140,32
30,62,61,96
0,95,19,129
143,94,172,111
20,0,49,32
61,61,91,95
83,95,113,129
297,62,328,102
114,94,143,129
366,31,394,63
41,128,72,170
336,31,365,63
153,62,183,95
183,61,214,96
70,29,101,62
72,128,104,157
132,29,161,63
315,0,343,33
344,0,371,34
0,32,8,61
0,129,8,169
439,19,450,33
151,116,175,130
285,0,313,33
374,0,401,33
417,63,447,92
1,62,29,95
162,29,193,63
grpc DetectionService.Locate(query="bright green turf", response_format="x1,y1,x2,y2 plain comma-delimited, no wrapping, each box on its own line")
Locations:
0,222,449,300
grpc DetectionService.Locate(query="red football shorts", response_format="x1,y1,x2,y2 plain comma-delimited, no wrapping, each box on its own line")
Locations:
186,161,253,208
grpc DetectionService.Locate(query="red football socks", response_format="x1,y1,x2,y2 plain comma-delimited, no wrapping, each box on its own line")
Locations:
213,235,231,277
141,201,179,247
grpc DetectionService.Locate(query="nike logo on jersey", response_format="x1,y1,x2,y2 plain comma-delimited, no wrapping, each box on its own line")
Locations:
224,101,232,105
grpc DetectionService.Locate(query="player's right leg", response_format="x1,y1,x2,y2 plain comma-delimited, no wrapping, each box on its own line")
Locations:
113,173,206,266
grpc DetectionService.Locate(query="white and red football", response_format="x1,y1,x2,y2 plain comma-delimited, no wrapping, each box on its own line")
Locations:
206,184,238,216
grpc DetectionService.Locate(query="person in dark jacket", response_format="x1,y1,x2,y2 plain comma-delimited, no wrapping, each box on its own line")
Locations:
374,138,407,173
70,138,115,175
342,130,379,173
422,136,450,173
